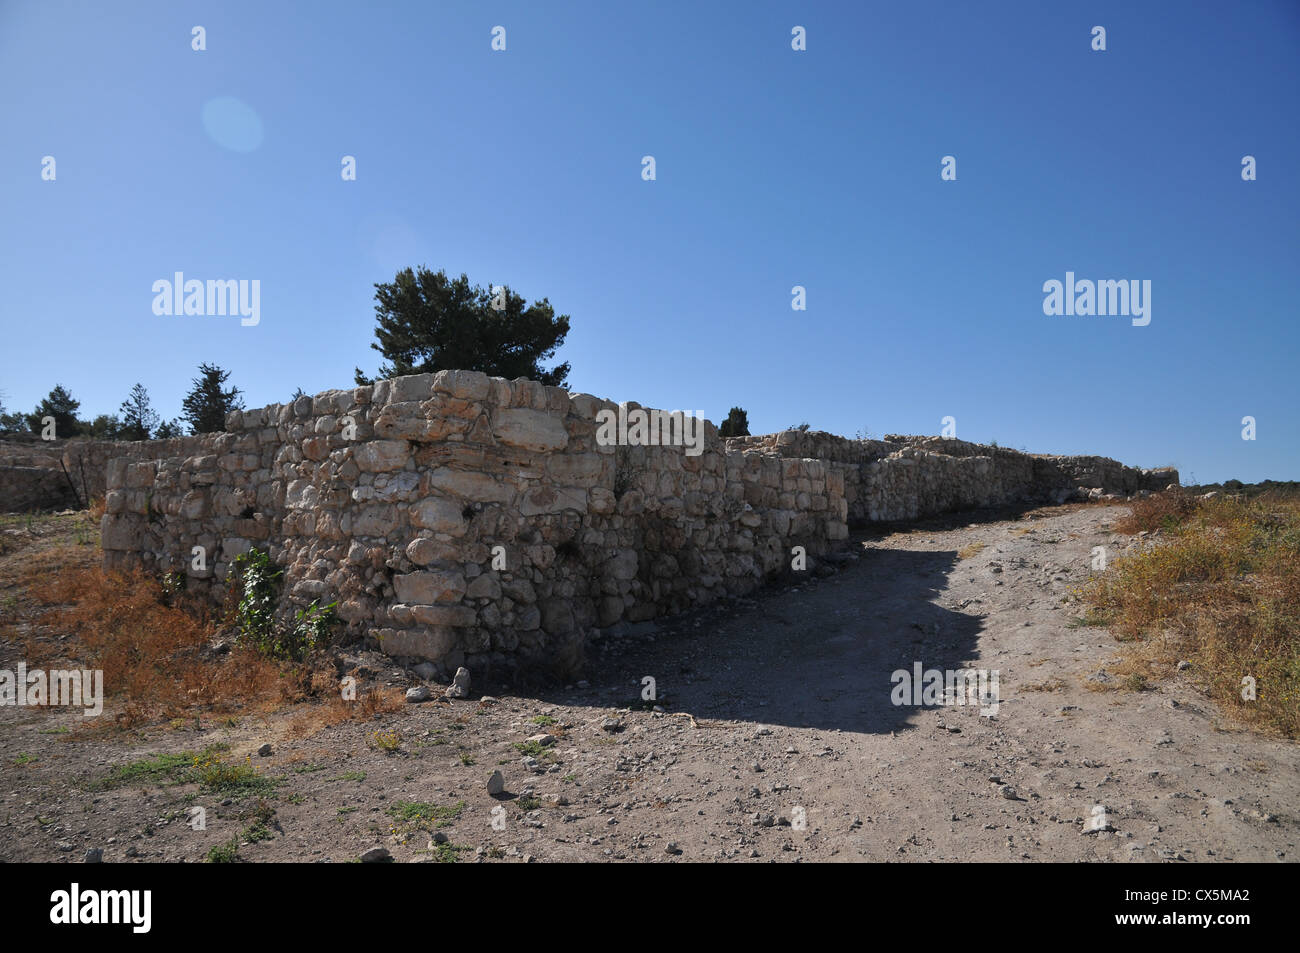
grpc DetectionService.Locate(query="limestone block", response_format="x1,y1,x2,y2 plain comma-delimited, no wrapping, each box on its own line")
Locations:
424,467,515,504
465,573,502,600
125,462,156,488
493,408,568,452
409,604,477,626
351,504,397,537
501,576,536,603
409,498,467,535
393,570,466,604
376,626,456,661
285,479,319,509
302,437,330,460
406,536,461,565
598,595,625,626
354,440,410,472
519,485,586,516
545,453,603,482
433,369,490,402
387,374,436,404
180,490,208,520
540,597,576,635
373,470,420,502
100,514,139,551
604,548,638,581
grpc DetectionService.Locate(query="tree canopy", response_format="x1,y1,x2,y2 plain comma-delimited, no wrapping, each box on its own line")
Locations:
181,363,244,434
25,385,82,437
718,407,751,438
118,383,160,441
355,267,570,387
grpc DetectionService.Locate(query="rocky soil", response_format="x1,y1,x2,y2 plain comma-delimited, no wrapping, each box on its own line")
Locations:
2,504,1296,862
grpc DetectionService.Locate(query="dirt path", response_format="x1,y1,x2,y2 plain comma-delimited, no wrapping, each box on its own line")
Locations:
2,504,1296,862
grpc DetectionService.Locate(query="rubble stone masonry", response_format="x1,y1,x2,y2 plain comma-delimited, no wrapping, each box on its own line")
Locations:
82,371,1174,678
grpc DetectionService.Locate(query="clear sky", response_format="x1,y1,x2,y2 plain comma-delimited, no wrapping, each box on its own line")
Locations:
2,0,1296,484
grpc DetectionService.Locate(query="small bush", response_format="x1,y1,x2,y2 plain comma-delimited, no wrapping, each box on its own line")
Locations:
232,549,335,660
427,842,472,863
386,800,464,831
206,837,240,863
92,746,225,790
192,753,277,798
1114,488,1198,535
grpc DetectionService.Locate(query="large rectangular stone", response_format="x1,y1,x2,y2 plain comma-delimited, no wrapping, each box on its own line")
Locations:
519,485,587,516
409,498,467,535
545,453,603,482
433,369,490,401
375,627,456,662
100,514,139,551
354,440,410,472
424,468,515,504
388,374,436,403
408,604,477,627
492,408,568,452
394,570,466,604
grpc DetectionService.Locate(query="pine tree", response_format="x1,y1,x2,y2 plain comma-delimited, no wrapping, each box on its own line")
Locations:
87,414,125,440
718,407,750,438
355,267,570,387
118,383,160,441
0,391,25,431
25,385,82,437
180,363,244,434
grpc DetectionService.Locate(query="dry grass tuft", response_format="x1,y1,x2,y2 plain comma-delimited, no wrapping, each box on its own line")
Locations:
24,564,326,728
1113,488,1199,535
1084,490,1300,736
285,686,405,739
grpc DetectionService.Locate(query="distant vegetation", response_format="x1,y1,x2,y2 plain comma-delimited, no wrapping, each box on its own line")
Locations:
1181,479,1300,499
0,367,235,441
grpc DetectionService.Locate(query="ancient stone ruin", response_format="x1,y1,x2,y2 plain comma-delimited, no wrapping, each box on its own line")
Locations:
81,370,1177,679
0,435,150,512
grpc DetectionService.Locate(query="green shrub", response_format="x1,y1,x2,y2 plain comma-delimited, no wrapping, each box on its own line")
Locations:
231,549,335,660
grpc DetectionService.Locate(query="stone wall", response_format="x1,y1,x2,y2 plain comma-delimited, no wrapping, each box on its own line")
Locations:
99,372,848,678
63,439,212,503
0,465,80,512
0,435,204,511
95,371,1176,678
727,431,1176,524
0,437,73,511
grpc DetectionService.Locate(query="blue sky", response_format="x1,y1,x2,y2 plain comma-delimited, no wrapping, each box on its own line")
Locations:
2,0,1297,484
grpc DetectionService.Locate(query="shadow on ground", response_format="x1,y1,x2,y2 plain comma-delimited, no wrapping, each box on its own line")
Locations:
499,540,990,736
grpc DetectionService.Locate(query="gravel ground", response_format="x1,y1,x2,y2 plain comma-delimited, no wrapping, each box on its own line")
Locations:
2,504,1296,862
